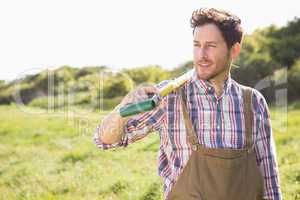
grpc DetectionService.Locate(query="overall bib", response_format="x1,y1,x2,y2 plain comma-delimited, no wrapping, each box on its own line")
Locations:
166,87,264,200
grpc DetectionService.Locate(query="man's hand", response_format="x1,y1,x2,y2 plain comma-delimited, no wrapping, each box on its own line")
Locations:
119,85,159,107
99,85,159,145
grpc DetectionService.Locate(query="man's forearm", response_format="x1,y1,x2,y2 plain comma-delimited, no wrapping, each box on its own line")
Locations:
99,108,128,144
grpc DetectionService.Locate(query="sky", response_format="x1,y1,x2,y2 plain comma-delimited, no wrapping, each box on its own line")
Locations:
0,0,299,81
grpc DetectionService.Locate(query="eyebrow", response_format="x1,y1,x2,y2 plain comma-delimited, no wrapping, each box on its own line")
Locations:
193,40,218,44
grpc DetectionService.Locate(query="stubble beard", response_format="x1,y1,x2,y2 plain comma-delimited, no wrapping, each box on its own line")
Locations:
196,53,232,82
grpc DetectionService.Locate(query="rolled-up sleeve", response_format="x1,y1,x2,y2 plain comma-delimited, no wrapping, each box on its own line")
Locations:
252,90,282,200
94,97,166,150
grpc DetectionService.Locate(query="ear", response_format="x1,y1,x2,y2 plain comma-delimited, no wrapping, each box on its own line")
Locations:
230,42,241,60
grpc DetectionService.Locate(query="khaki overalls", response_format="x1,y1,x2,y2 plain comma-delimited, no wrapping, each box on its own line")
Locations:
166,86,264,200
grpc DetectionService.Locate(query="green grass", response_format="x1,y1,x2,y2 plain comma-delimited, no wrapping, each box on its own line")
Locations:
0,104,299,200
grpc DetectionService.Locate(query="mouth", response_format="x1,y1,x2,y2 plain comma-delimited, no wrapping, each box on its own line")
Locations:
197,62,213,68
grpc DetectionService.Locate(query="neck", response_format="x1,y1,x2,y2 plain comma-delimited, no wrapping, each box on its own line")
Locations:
208,71,230,97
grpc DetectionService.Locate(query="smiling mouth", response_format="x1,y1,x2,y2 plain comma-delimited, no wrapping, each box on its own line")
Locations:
197,62,212,68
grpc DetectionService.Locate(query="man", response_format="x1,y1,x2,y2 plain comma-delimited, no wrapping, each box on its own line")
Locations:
94,8,281,200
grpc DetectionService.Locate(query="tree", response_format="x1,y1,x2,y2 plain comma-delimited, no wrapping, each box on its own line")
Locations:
265,17,300,68
123,65,170,86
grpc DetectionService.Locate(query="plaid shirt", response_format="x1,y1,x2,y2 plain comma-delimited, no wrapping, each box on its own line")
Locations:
94,70,282,200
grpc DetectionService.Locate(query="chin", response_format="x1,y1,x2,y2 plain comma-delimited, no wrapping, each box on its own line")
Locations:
195,68,211,81
198,75,210,81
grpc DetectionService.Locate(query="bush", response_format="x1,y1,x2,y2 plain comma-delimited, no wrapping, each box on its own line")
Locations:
93,96,123,111
28,95,70,109
123,65,171,85
102,74,134,98
288,59,300,101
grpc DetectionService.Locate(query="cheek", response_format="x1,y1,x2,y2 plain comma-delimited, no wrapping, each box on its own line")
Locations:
193,48,200,59
206,51,215,59
208,49,226,63
215,50,229,64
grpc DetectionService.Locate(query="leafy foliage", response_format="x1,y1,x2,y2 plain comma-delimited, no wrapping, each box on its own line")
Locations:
0,18,300,108
122,65,171,85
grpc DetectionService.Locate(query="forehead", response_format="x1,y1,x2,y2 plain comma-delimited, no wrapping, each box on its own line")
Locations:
193,23,225,43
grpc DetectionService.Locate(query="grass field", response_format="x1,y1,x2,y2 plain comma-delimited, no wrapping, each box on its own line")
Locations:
0,104,299,200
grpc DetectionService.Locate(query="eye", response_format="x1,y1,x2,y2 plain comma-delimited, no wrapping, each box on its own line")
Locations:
208,44,216,48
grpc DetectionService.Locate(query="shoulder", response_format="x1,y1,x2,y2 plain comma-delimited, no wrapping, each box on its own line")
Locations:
233,80,269,113
233,80,267,104
154,80,180,109
243,85,269,114
251,88,267,105
251,88,270,117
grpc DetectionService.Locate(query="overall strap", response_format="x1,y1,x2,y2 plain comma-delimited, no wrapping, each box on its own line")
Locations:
179,86,199,147
180,85,254,151
242,86,254,150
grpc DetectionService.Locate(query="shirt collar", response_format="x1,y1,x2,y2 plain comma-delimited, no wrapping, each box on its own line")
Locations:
190,68,232,95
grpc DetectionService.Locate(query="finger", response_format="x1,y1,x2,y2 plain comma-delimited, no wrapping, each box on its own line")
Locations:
141,86,159,94
136,89,148,100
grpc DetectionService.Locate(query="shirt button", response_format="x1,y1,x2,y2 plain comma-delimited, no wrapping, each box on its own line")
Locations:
217,125,220,129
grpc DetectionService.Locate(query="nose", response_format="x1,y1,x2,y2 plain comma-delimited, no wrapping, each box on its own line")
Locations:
198,47,208,59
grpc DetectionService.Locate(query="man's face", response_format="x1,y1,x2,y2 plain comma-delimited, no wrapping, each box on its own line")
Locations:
193,23,231,82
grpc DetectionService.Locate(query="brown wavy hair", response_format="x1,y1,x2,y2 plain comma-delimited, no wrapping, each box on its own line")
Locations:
190,8,244,49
